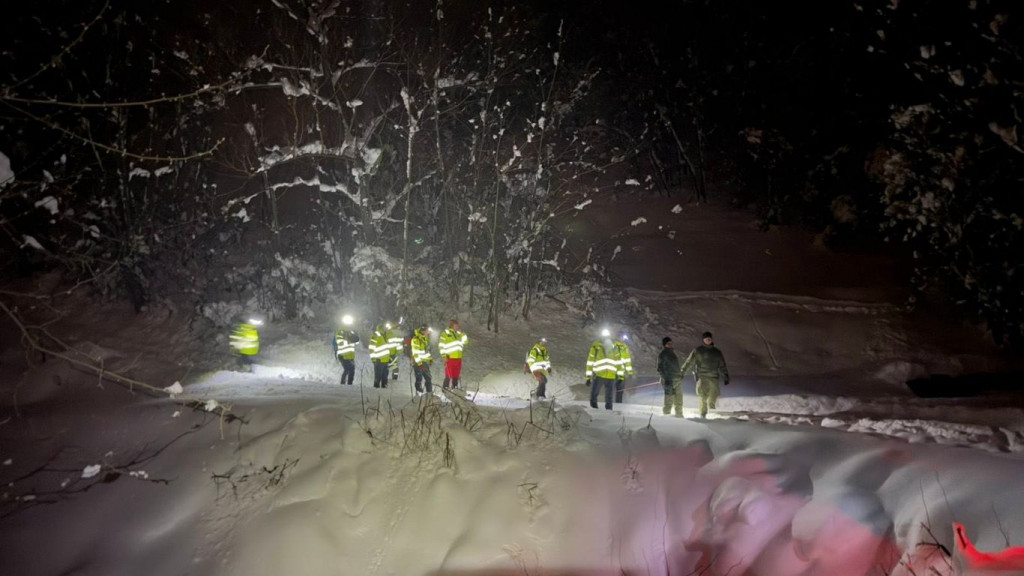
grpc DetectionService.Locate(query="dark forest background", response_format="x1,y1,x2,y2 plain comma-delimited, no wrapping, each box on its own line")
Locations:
1,0,1021,346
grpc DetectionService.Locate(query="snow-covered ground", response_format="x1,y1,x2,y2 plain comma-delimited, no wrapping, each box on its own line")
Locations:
3,198,1024,575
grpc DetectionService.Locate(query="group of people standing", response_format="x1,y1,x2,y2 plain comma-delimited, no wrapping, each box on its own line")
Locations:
326,319,730,419
333,318,469,393
658,331,729,418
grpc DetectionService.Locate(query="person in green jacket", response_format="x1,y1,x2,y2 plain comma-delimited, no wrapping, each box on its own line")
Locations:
657,336,683,417
525,338,553,399
613,333,634,403
411,326,434,394
230,318,261,373
385,321,404,382
439,319,468,390
333,318,359,386
680,331,730,418
368,324,392,388
586,329,621,410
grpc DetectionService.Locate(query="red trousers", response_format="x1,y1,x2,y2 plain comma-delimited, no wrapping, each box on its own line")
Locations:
445,358,463,379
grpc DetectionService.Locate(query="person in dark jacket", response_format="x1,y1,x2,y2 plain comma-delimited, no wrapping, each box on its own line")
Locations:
657,336,683,417
680,331,730,418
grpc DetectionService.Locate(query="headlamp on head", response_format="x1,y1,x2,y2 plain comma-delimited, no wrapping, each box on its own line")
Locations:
342,314,354,326
248,318,264,326
600,328,611,338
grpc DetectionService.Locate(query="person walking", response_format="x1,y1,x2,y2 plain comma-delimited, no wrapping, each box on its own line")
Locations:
411,325,434,394
680,331,730,418
229,318,261,373
439,319,468,390
385,321,404,382
369,323,392,388
586,329,620,410
657,336,683,417
525,338,553,399
333,318,359,386
613,333,634,403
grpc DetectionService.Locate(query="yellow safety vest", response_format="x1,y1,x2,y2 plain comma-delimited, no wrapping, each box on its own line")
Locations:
439,328,468,359
230,324,260,356
526,344,551,372
586,342,620,379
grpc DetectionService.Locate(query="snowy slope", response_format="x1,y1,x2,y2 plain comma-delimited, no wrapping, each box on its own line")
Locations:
3,197,1023,576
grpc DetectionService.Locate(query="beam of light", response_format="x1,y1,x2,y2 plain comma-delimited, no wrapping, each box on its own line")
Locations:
342,314,354,326
601,328,611,337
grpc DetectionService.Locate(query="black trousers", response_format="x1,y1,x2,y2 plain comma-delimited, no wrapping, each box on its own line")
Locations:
373,362,389,388
339,358,355,385
590,376,614,409
414,363,433,393
237,355,254,373
615,379,625,403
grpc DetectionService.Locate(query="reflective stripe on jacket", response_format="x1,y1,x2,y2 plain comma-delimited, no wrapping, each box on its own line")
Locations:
369,328,392,363
614,341,633,377
526,343,551,373
386,329,404,356
411,330,432,366
586,341,620,379
439,328,468,359
230,324,260,356
334,330,358,360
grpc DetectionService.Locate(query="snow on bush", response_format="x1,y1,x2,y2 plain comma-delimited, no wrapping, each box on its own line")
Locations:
200,301,249,328
34,196,59,215
350,245,399,288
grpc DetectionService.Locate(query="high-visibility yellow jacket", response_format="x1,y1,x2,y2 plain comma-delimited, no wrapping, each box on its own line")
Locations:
386,327,404,366
526,343,551,373
230,323,260,356
334,330,358,360
613,340,633,378
369,325,392,363
411,329,432,366
586,341,620,379
439,328,468,359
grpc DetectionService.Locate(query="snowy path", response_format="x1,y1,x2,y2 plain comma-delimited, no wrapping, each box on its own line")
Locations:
181,369,1024,456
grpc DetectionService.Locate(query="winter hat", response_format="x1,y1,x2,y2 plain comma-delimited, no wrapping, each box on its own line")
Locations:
662,337,672,346
702,331,713,339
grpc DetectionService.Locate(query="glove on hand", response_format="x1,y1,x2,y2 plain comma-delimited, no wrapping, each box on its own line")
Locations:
724,378,730,386
585,378,592,387
547,368,553,375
